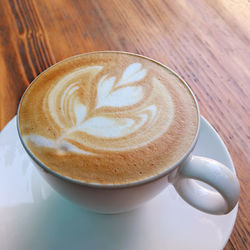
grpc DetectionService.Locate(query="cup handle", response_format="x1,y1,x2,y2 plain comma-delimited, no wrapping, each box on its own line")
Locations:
173,156,240,215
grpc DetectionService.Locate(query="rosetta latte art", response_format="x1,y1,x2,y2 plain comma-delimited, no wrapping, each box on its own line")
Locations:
23,63,174,154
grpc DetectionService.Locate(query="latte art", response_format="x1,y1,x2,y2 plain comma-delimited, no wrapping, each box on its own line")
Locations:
24,62,174,153
19,52,198,184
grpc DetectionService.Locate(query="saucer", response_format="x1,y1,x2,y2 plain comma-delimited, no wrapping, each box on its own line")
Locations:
0,116,238,250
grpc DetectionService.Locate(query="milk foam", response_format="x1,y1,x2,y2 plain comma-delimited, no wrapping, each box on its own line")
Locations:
24,135,95,155
29,62,174,154
48,66,103,128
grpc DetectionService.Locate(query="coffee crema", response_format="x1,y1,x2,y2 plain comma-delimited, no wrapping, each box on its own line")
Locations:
18,52,198,184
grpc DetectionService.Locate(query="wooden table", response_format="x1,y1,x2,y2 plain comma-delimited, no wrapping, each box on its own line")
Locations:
0,0,249,249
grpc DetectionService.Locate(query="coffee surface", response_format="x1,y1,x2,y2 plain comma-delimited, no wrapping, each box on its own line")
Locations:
19,52,198,184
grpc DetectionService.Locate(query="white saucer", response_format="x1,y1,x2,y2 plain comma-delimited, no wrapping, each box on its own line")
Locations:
0,116,237,250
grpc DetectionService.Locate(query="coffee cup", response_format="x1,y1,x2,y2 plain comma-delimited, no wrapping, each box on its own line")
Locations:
17,51,240,214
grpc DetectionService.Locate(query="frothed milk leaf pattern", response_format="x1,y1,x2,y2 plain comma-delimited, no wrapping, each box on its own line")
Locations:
74,101,87,125
24,135,94,155
25,62,175,154
116,63,146,87
78,116,135,138
96,75,116,108
96,85,143,108
96,63,145,108
48,66,103,128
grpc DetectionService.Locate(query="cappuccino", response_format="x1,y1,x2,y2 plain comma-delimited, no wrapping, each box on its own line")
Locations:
18,52,198,184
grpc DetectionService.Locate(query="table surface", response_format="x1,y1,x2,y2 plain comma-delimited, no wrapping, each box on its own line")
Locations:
0,0,249,249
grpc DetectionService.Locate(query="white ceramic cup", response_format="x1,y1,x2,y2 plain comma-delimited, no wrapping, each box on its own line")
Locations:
17,57,240,215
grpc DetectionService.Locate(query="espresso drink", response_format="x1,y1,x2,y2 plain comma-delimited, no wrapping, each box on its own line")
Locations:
19,52,198,184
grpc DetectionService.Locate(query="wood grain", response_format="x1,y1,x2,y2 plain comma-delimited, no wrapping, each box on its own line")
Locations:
0,0,249,249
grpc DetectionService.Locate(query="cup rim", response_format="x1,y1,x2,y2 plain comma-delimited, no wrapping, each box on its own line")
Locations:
16,50,201,189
